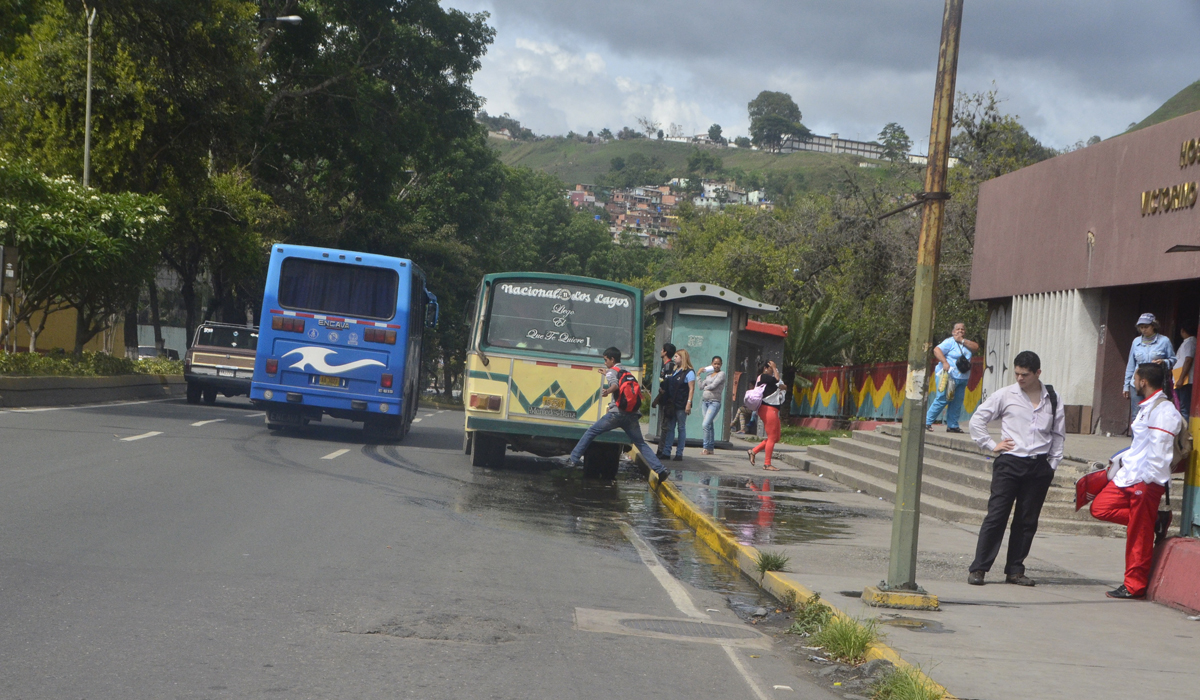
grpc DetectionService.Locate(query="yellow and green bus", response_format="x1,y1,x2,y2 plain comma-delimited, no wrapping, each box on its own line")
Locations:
463,272,643,478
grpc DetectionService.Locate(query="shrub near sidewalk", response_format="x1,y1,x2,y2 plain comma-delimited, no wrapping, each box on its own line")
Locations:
786,591,881,665
778,425,851,447
872,665,944,700
0,351,182,376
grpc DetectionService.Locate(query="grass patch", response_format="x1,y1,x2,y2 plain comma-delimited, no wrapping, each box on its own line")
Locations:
755,551,790,579
0,350,182,376
872,665,944,700
786,592,833,635
778,426,852,447
812,615,879,665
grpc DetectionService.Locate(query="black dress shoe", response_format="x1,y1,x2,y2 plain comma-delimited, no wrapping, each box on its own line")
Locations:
672,455,683,461
1006,574,1036,586
1106,584,1145,599
967,571,985,586
1155,511,1173,545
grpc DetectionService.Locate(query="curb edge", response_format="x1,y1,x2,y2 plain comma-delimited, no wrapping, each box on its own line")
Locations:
643,463,957,700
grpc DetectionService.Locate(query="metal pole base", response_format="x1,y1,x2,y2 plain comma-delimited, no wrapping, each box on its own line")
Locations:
863,582,940,611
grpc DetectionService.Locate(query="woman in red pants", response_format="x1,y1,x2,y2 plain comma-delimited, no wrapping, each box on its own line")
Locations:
748,361,786,471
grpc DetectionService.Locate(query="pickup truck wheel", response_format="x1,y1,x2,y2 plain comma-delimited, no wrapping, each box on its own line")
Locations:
186,382,201,404
202,388,217,404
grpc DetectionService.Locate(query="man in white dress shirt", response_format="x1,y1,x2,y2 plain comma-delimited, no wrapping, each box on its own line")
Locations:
966,351,1065,586
1092,362,1183,599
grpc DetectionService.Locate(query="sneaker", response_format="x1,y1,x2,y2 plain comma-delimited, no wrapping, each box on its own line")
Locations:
967,571,985,586
654,468,671,484
1106,584,1144,599
564,457,582,468
946,427,965,434
1005,574,1036,587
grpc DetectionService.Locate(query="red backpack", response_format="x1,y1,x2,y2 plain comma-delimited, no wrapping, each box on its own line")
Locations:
614,369,643,413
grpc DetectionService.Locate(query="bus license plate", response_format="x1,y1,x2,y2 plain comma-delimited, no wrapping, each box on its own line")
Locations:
317,375,342,388
542,397,566,410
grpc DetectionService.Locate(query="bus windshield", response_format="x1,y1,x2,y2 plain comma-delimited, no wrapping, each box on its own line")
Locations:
485,279,635,358
277,258,399,320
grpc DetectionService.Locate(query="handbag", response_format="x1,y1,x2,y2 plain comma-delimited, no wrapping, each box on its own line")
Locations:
743,384,765,411
954,342,972,374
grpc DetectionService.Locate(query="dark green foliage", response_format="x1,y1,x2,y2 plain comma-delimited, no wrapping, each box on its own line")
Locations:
748,91,811,152
707,124,724,144
878,123,913,163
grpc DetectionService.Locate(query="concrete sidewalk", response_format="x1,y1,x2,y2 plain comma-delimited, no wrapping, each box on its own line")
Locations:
657,440,1199,700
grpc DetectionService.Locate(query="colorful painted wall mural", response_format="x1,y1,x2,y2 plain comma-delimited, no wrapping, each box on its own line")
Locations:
791,358,985,421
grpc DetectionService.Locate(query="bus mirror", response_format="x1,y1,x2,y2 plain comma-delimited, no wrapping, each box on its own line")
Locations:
426,298,439,328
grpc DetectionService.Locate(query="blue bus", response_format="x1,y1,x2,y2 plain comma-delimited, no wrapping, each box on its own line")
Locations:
250,244,438,439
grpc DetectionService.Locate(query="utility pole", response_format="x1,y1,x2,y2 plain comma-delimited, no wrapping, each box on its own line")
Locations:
83,5,97,188
884,0,964,594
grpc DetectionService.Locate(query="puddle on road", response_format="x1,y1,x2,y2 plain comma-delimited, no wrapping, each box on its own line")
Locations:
456,458,860,615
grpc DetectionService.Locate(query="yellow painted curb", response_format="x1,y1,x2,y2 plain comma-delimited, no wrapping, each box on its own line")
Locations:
645,468,957,700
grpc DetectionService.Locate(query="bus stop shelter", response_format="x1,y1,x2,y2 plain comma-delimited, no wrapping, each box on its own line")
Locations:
645,283,785,449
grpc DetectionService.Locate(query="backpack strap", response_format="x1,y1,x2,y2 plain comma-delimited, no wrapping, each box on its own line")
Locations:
1046,384,1057,423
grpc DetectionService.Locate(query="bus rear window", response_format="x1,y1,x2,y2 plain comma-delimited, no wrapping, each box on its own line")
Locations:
485,280,634,358
278,258,399,320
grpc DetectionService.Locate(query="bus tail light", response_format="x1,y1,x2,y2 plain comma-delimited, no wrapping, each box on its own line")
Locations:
272,316,305,333
364,327,397,345
469,393,502,411
381,373,393,388
266,359,278,375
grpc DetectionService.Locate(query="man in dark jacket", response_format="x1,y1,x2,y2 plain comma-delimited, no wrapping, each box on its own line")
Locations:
652,343,677,458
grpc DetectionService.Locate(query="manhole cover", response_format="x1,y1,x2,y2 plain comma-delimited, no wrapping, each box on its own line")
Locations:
620,619,761,639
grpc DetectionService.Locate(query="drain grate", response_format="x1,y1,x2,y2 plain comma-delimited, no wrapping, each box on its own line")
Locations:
620,618,762,640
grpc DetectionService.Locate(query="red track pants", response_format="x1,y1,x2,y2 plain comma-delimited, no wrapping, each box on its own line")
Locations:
751,405,781,466
1091,480,1166,596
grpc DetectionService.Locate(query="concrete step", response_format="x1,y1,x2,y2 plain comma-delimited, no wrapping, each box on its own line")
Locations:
777,448,1121,537
808,443,1095,522
857,428,1091,482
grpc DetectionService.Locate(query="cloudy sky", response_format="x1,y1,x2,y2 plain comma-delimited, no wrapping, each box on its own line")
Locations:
444,0,1200,151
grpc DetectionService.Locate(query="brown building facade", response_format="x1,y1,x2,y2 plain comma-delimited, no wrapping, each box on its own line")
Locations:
972,110,1200,434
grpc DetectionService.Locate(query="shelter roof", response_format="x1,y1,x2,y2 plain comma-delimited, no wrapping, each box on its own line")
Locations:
645,283,780,314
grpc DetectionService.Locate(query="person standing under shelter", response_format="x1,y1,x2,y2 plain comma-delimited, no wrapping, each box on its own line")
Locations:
1123,313,1174,425
566,346,670,483
651,343,677,458
1175,321,1195,422
966,351,1065,586
698,356,726,455
661,349,696,461
926,322,979,434
1092,363,1183,599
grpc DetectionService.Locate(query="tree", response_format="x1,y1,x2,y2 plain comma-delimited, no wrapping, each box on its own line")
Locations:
598,127,614,140
784,295,853,395
878,123,913,163
687,149,723,177
0,157,165,354
708,124,724,144
734,136,752,149
617,126,643,140
636,116,661,139
748,91,811,152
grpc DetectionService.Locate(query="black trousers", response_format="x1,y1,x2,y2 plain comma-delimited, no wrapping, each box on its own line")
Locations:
970,453,1055,576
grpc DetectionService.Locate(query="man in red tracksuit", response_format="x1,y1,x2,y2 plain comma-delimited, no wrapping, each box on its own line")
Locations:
1092,362,1183,599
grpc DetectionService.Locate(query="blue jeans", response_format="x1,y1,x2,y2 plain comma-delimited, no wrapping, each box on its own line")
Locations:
925,376,965,429
663,409,687,456
701,400,720,451
569,411,664,471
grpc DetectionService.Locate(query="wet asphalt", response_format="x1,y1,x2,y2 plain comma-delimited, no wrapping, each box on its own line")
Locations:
0,397,846,699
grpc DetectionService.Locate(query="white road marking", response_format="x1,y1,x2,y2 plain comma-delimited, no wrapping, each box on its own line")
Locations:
321,448,350,460
619,521,773,700
618,522,706,619
4,398,174,414
121,431,162,442
244,412,266,418
191,419,226,427
411,418,422,423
